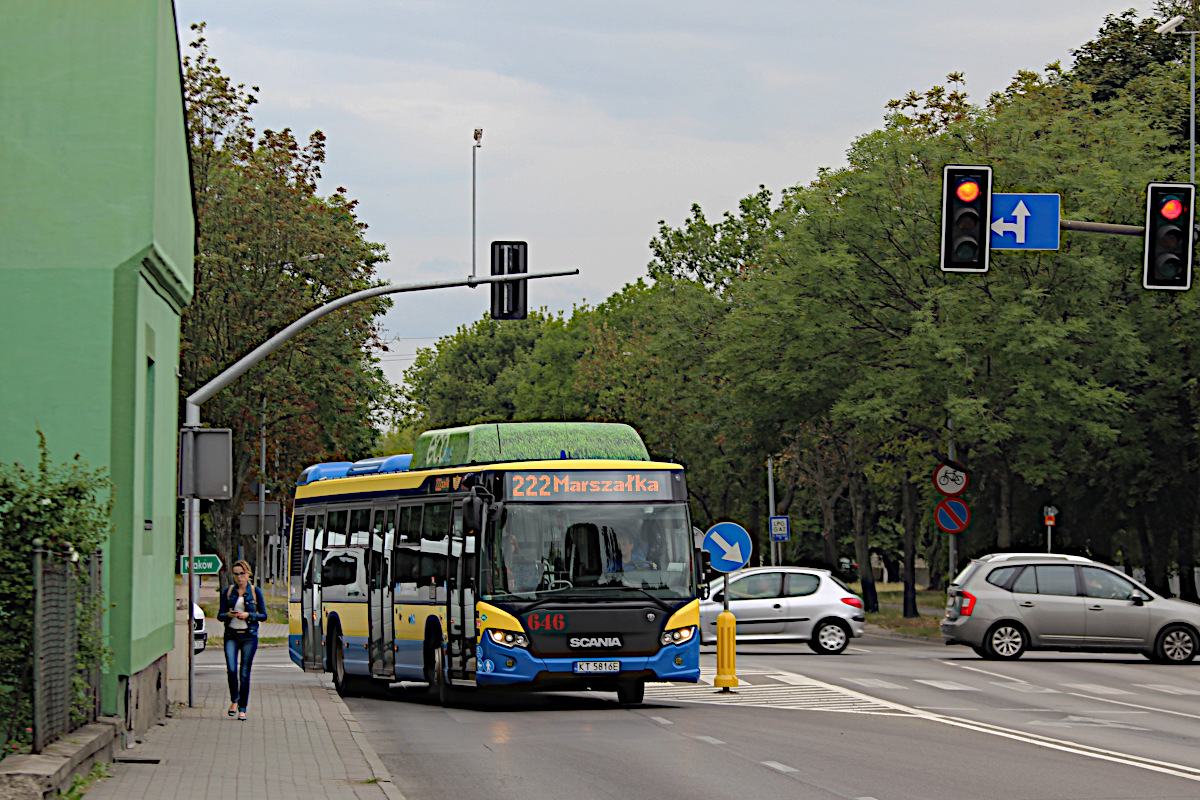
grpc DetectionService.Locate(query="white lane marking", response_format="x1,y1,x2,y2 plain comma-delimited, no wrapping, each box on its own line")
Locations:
1029,715,1150,732
650,716,672,725
847,678,905,690
1134,683,1200,696
991,681,1058,693
1063,691,1200,721
857,797,880,800
914,679,978,691
940,661,1015,681
762,761,798,773
1061,683,1133,695
694,736,725,745
915,706,978,711
766,669,1200,783
848,646,872,653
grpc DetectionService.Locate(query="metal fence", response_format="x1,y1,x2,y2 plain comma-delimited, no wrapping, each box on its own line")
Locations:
32,543,102,753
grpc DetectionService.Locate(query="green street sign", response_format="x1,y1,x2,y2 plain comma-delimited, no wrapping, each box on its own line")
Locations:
179,554,222,575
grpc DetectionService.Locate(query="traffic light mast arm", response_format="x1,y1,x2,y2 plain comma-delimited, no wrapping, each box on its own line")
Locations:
1060,219,1145,236
185,268,577,414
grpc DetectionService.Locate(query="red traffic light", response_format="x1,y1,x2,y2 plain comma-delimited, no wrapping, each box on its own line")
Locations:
956,180,980,203
1161,197,1185,220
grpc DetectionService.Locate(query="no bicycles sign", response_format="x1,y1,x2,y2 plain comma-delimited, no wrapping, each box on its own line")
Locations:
933,460,969,497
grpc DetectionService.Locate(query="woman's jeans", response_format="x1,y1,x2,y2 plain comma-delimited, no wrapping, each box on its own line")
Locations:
224,633,258,711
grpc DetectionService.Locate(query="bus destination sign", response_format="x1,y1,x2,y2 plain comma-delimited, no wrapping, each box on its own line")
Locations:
505,470,676,502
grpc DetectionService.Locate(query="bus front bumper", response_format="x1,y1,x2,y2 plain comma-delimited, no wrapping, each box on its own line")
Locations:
475,637,700,687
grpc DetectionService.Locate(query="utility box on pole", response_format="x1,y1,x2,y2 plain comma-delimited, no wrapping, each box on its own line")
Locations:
178,428,233,499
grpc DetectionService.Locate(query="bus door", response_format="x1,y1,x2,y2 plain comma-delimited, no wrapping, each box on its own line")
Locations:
301,512,326,671
368,506,396,680
447,505,477,683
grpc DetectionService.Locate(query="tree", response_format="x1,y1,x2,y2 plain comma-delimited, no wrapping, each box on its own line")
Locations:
181,25,392,585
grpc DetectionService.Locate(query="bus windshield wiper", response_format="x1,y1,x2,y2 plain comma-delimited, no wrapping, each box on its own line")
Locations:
566,583,674,612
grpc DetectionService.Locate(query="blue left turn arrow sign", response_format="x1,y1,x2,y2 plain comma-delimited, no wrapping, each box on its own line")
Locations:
990,193,1060,250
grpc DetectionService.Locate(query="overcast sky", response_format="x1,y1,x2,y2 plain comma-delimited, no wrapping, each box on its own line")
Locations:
175,1,1151,385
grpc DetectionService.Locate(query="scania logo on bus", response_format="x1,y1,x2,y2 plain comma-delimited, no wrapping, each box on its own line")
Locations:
569,636,622,649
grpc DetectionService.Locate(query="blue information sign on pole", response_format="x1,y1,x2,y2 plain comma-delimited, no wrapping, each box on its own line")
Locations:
769,516,790,543
990,194,1059,251
702,522,753,573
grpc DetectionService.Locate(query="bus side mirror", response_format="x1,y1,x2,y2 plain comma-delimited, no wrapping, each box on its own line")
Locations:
464,489,486,535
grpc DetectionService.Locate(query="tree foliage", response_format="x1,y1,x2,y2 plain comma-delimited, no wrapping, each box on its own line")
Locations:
393,8,1200,607
181,25,393,584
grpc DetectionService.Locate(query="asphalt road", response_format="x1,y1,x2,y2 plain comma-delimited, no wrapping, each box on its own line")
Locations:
341,633,1200,800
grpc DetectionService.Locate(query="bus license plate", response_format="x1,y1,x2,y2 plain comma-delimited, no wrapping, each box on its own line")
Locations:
574,661,620,674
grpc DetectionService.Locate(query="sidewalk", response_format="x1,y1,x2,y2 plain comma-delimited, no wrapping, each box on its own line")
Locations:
84,661,404,800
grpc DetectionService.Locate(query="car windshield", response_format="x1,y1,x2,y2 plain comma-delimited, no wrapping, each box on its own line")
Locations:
481,502,695,601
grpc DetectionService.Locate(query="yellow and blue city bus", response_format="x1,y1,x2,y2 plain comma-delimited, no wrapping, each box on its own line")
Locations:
287,421,701,705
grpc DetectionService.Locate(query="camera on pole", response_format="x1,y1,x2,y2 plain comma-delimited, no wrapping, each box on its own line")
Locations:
490,240,528,320
1143,182,1194,291
940,165,993,273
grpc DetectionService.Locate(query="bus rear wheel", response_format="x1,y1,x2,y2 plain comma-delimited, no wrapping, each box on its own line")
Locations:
427,640,449,705
616,680,644,705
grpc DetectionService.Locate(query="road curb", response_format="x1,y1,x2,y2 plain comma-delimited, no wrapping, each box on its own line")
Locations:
864,623,944,644
325,687,407,800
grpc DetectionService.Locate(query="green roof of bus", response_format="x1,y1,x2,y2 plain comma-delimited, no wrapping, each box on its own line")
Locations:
410,422,649,469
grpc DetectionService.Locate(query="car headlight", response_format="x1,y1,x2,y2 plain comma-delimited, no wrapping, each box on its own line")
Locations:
660,626,696,646
487,629,529,648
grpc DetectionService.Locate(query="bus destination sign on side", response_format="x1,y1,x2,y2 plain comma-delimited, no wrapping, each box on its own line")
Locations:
505,470,676,502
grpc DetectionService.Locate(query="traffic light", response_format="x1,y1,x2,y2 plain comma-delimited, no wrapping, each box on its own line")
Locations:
490,240,528,320
940,165,993,273
1143,182,1194,291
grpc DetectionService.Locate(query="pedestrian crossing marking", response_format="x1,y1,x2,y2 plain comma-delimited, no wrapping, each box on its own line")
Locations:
914,680,978,691
991,682,1058,693
645,676,906,715
847,678,905,690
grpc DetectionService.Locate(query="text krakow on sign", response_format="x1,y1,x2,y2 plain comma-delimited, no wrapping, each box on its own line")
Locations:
933,461,969,497
179,554,222,575
935,498,971,535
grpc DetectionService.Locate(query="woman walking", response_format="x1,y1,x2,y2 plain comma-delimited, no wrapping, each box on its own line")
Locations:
217,559,267,720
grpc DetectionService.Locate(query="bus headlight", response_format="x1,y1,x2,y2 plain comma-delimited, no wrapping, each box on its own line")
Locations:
487,629,529,648
660,626,695,646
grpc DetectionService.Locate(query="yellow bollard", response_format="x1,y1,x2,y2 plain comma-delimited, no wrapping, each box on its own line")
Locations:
713,610,738,690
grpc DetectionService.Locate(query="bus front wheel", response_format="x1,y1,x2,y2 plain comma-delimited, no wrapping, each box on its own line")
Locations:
616,680,644,705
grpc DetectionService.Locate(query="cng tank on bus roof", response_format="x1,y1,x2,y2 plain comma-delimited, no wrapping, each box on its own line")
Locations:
410,422,649,469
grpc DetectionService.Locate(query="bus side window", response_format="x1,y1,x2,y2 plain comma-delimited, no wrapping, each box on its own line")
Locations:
422,503,450,542
348,508,372,546
394,545,420,601
326,509,349,548
399,505,422,545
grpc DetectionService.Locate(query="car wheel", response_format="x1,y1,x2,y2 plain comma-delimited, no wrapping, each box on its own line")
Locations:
1155,624,1198,664
982,622,1026,660
808,619,850,655
616,680,644,705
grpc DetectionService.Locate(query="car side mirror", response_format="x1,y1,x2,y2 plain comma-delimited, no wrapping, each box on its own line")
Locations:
1131,592,1146,606
712,591,724,604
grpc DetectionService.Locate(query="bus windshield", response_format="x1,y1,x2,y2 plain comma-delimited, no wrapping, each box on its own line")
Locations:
481,502,695,602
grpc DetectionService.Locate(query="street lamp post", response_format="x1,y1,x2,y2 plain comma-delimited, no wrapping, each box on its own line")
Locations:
472,127,482,278
1157,13,1196,183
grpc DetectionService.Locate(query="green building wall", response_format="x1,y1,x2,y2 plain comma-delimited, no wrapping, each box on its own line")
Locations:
0,1,194,720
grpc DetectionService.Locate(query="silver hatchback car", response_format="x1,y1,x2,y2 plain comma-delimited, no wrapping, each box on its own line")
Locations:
699,566,866,654
942,553,1200,663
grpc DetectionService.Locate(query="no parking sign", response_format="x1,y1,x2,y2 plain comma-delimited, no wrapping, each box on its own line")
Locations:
935,497,971,535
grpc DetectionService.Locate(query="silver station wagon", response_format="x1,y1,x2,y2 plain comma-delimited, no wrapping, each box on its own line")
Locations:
700,566,866,654
942,553,1200,663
